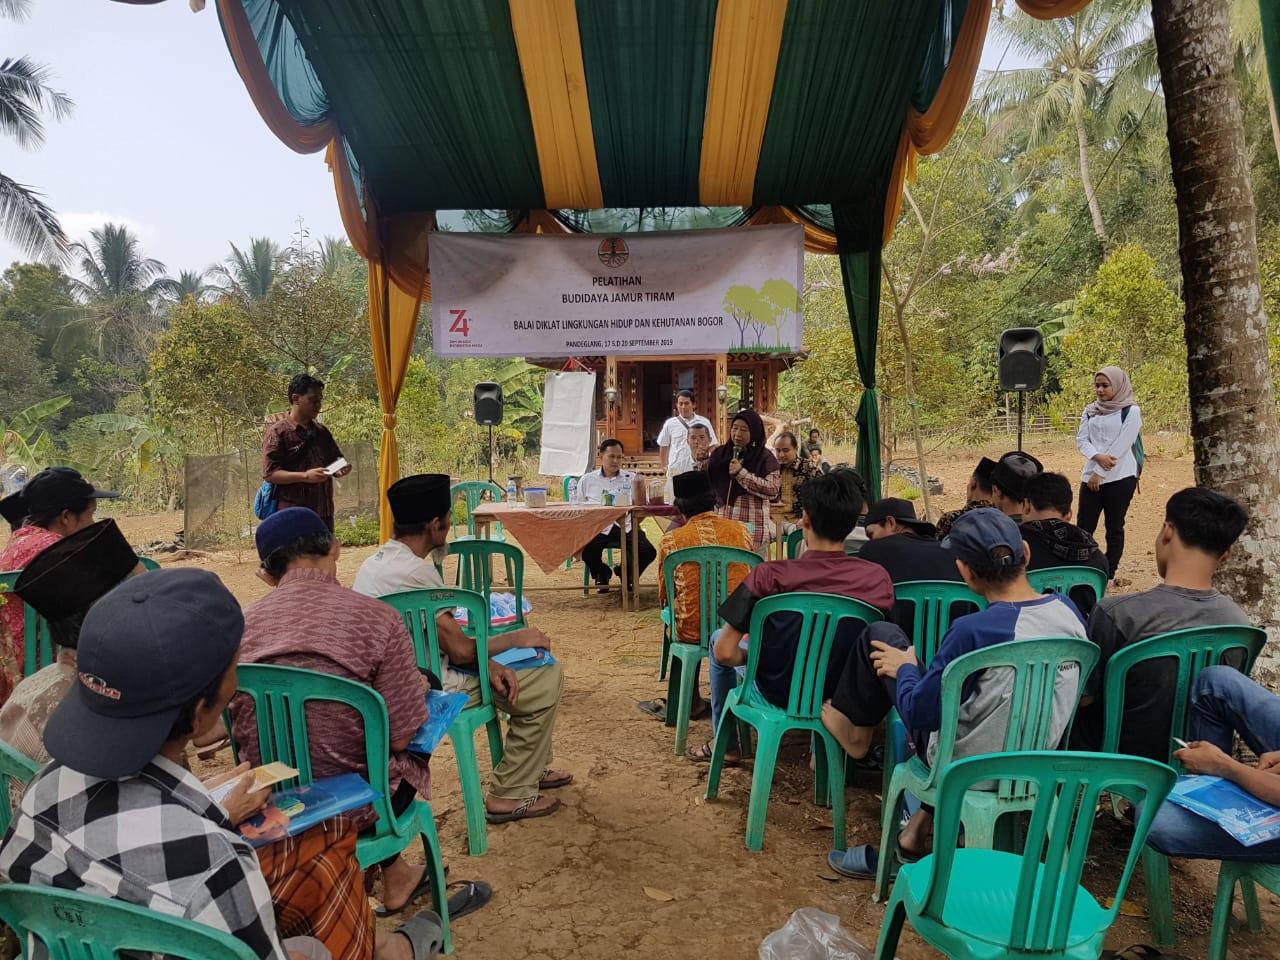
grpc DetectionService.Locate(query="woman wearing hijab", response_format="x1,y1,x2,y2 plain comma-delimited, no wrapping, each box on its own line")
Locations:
1076,365,1142,582
708,410,781,555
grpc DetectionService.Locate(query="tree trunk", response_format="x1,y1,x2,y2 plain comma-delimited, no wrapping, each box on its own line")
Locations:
1074,110,1107,242
1151,0,1280,640
1266,70,1280,167
893,303,933,520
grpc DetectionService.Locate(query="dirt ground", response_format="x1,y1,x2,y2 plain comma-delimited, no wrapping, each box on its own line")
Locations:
97,436,1280,959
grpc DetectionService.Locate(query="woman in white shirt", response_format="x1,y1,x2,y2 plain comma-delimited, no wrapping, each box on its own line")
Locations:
1076,365,1142,582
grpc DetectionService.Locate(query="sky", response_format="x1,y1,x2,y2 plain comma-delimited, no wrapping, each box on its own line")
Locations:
0,3,1026,277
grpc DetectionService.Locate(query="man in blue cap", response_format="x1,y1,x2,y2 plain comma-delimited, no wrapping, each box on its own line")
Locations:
821,507,1087,880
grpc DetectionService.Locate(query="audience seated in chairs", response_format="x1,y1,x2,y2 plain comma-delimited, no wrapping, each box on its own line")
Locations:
1019,471,1109,618
1071,487,1252,761
0,568,443,960
354,473,570,825
822,507,1086,881
232,507,489,928
686,469,893,766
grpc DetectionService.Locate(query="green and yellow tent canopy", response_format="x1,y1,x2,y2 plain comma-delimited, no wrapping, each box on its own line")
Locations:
161,0,1091,532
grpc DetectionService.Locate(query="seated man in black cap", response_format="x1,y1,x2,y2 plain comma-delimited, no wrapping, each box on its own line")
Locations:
934,456,998,540
858,497,965,630
354,474,570,825
1,518,142,764
988,451,1043,519
637,470,752,721
0,568,442,960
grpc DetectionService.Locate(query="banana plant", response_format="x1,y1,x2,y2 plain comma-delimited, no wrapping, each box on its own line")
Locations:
0,394,70,471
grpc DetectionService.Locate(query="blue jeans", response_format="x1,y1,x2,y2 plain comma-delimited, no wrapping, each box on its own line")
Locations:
708,628,747,752
1146,666,1280,861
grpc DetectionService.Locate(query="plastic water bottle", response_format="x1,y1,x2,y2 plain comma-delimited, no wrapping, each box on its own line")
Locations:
567,477,579,502
506,476,518,502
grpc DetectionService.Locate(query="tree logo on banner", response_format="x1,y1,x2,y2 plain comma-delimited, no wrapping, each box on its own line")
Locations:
722,279,801,350
598,237,629,267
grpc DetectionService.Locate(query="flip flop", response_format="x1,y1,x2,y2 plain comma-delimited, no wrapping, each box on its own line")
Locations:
394,909,444,960
485,794,561,824
538,769,574,790
374,868,436,918
444,879,492,920
685,741,740,767
638,698,668,720
895,835,925,865
828,844,896,881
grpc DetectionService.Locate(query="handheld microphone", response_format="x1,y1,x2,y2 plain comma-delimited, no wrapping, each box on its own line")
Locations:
733,446,744,462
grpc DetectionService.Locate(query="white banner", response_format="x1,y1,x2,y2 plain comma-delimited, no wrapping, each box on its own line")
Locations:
431,223,804,357
538,370,596,476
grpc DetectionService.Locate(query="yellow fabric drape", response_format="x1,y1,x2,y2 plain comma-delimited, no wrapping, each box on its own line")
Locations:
746,207,837,254
215,0,337,153
878,0,986,246
325,140,373,261
698,0,790,205
508,0,605,210
1016,0,1093,19
367,213,432,540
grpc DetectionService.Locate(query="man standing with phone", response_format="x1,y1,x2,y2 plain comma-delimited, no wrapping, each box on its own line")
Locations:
658,389,718,489
262,373,352,532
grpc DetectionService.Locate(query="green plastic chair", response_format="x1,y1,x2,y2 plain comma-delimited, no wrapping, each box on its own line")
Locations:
0,883,258,960
0,739,40,835
380,586,502,857
704,592,883,852
1027,565,1108,614
874,751,1176,960
1097,623,1266,947
449,480,505,542
658,545,762,755
230,662,454,954
874,636,1100,902
784,528,803,559
1210,861,1280,960
0,570,53,678
137,556,159,571
880,580,987,837
447,539,524,633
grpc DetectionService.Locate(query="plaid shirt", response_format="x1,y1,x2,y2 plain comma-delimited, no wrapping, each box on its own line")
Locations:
720,466,780,551
0,756,288,960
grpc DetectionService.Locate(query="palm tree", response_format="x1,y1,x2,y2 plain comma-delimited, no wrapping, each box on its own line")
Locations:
0,0,73,262
1149,0,1280,627
54,222,170,367
161,268,215,304
978,0,1159,242
210,237,280,301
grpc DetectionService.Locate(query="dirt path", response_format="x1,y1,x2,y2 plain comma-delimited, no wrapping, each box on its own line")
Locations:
101,437,1280,958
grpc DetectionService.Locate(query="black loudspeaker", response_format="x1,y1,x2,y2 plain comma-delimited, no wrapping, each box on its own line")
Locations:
473,382,503,425
998,327,1045,391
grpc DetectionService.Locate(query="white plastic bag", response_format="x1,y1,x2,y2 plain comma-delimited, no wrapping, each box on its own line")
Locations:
758,908,874,960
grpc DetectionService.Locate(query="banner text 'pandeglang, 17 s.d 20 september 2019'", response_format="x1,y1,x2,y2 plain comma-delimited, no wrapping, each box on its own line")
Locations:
430,223,804,357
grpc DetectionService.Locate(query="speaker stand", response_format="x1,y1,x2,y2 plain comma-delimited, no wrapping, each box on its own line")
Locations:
1016,391,1024,453
487,423,495,485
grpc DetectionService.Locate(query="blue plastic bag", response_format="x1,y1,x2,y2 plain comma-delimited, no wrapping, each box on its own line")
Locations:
254,481,279,520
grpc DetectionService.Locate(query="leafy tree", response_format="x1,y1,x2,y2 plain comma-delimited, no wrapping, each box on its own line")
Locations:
0,319,53,416
211,237,280,301
980,0,1160,241
0,261,74,357
57,222,171,371
0,0,73,261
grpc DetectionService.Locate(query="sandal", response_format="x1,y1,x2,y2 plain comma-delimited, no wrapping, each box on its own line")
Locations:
394,909,444,960
538,769,574,790
828,844,896,881
895,835,926,865
444,879,492,920
485,794,561,823
685,740,740,767
637,699,668,720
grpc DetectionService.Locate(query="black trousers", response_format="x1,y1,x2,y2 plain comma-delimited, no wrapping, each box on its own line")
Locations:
582,524,656,585
1077,475,1138,578
829,621,914,726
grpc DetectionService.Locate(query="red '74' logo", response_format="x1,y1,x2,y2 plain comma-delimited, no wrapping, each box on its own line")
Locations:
448,309,470,337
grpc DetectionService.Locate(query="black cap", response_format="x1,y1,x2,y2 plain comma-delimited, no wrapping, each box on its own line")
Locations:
0,492,26,529
44,568,243,779
387,474,452,525
254,507,331,562
864,497,936,537
672,471,711,499
14,519,140,622
24,467,119,518
990,452,1042,501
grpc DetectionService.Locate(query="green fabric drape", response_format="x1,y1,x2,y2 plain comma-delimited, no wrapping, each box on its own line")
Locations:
1262,0,1280,136
577,1,718,206
833,202,883,501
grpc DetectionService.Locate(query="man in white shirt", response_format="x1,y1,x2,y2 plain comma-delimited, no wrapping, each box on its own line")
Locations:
571,438,657,592
657,390,718,481
353,474,570,824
